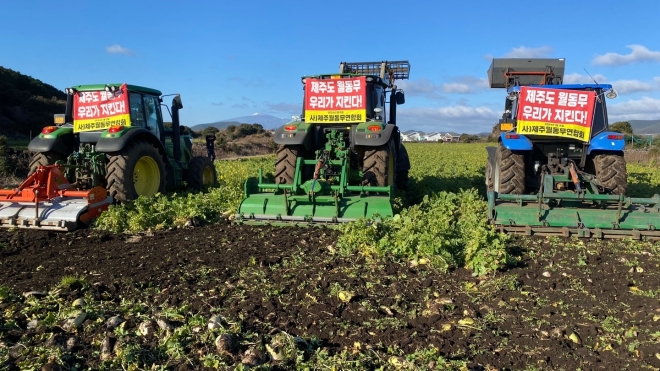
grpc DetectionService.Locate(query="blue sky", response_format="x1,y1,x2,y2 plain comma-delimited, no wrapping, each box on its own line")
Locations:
2,0,660,133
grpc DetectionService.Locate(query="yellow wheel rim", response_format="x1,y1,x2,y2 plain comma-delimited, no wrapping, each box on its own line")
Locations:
202,166,214,185
133,156,160,197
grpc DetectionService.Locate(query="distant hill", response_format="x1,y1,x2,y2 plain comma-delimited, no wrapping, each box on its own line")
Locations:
0,67,66,137
628,120,660,135
192,113,290,131
191,121,242,131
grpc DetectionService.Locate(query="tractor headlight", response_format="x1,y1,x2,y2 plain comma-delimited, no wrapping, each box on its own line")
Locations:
606,88,618,99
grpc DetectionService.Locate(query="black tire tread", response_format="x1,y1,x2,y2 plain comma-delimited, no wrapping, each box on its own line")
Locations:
593,153,627,195
396,170,409,191
28,152,66,176
497,142,525,194
362,142,393,187
274,145,302,184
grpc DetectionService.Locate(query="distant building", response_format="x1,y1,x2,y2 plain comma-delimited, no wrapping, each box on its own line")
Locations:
402,132,422,141
443,132,461,142
426,132,443,142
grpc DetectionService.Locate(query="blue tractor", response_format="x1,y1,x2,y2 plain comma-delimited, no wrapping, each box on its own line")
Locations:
485,58,660,239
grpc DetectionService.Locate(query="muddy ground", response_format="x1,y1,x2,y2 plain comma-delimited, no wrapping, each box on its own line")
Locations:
1,224,660,370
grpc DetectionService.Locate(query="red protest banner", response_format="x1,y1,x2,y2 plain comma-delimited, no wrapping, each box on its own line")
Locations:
73,83,131,133
304,76,367,123
517,86,597,142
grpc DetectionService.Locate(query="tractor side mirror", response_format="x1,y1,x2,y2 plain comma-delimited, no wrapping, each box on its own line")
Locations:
395,91,405,105
172,95,183,110
179,126,186,135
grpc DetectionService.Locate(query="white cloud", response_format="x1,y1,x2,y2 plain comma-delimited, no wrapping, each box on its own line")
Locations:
105,44,134,55
592,45,660,66
503,46,553,58
562,73,660,94
610,79,655,94
563,73,608,84
397,78,444,99
441,83,472,94
397,105,499,133
609,97,660,120
440,76,489,94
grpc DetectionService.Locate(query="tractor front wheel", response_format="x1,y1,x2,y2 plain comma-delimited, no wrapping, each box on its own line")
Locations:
593,153,627,195
186,156,218,190
362,140,396,187
106,141,166,202
28,151,67,176
495,142,525,194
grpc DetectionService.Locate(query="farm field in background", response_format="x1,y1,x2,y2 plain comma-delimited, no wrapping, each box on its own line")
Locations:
2,143,660,370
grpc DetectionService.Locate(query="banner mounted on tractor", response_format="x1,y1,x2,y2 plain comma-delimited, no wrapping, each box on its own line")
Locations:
304,76,367,124
73,83,131,133
516,86,596,142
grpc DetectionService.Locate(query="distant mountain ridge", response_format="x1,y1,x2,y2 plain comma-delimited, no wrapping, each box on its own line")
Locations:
0,66,67,136
628,120,660,135
192,113,290,131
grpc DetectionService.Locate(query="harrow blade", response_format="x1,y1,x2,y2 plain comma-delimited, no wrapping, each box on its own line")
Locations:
487,191,660,240
0,195,112,232
235,175,394,227
235,192,393,227
0,163,113,232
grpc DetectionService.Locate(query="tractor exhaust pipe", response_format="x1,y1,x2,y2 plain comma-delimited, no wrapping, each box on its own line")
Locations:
171,95,183,163
389,87,397,126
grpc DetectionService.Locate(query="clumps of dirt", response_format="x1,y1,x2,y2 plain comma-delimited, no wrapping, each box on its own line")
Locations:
2,225,660,370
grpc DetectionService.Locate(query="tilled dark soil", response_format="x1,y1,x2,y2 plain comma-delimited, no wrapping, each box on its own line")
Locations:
1,224,660,370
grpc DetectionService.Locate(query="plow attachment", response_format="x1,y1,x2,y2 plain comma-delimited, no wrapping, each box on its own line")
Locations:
234,159,393,227
488,170,660,239
0,165,112,231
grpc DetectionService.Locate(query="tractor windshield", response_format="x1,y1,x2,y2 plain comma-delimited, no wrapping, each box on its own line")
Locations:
591,92,608,137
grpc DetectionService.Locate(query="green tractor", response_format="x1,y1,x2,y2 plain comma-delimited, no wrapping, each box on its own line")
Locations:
10,83,218,229
235,61,411,226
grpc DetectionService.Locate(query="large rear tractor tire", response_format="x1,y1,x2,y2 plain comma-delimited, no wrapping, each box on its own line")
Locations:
106,141,166,202
485,160,494,192
28,151,67,176
593,153,627,195
274,145,304,184
362,140,396,187
186,156,218,190
495,142,525,194
396,144,410,191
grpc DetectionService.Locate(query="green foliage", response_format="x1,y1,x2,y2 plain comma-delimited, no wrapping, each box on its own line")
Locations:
0,67,66,136
201,126,219,137
610,121,633,135
0,135,9,175
459,133,481,143
337,190,509,276
230,123,265,139
96,185,241,233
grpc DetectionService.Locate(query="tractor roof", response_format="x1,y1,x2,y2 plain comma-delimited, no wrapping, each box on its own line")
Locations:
507,83,613,93
301,61,411,87
69,83,162,96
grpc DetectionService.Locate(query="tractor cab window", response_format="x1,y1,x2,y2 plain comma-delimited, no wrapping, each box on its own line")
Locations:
143,95,162,140
129,93,146,128
591,95,608,136
373,85,384,122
